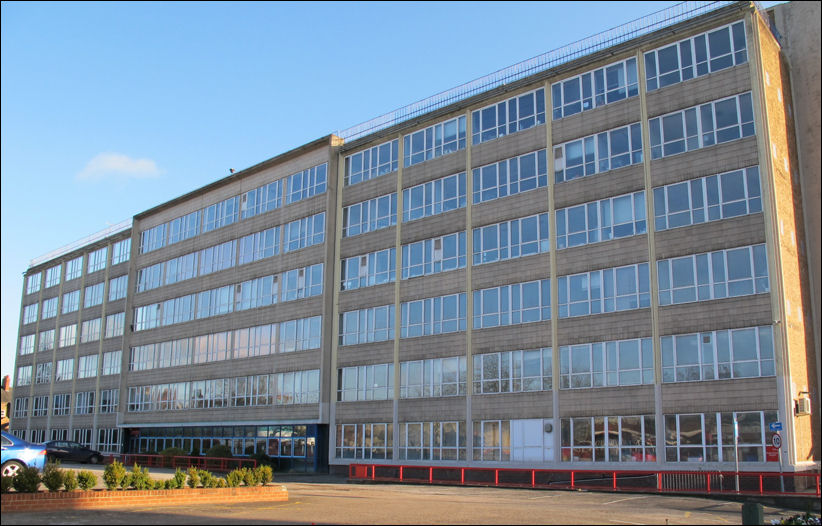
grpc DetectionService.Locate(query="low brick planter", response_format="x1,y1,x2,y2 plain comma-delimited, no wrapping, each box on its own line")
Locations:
1,484,288,512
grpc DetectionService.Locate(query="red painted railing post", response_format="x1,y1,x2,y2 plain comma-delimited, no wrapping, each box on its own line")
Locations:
613,472,617,490
372,465,376,480
460,468,464,485
571,471,575,489
429,467,433,483
400,466,403,481
495,469,499,486
657,472,662,491
759,474,763,495
532,470,535,488
706,473,711,493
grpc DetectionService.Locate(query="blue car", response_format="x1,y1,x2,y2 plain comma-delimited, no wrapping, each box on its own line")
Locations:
1,431,47,477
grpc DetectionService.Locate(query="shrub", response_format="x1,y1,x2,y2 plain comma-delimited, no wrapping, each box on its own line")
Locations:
225,469,243,488
250,452,276,467
255,465,273,485
159,447,186,467
119,473,132,490
77,470,97,491
1,476,14,493
129,464,153,490
103,460,127,490
217,477,227,488
770,513,822,525
63,470,78,491
164,479,174,490
198,469,214,488
205,444,233,458
41,461,65,492
153,479,164,490
173,468,186,488
242,467,259,486
11,466,41,493
186,466,200,488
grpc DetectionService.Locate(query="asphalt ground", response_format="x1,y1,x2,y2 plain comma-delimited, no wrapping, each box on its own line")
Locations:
0,463,807,525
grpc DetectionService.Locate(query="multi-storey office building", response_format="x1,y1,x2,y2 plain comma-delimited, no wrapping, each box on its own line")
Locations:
11,1,819,475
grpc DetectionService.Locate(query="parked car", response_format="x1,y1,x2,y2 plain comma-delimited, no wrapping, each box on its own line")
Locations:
1,431,47,476
43,440,104,464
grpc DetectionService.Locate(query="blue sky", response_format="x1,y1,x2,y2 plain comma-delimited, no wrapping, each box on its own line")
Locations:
0,1,783,380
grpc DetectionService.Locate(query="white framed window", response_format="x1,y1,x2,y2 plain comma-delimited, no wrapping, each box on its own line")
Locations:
59,324,77,348
35,362,52,384
401,293,467,337
65,256,84,280
84,282,104,308
80,318,102,343
102,350,122,375
167,210,201,245
403,116,466,167
473,279,551,329
75,391,95,415
238,227,279,265
402,172,466,223
274,369,320,404
165,252,198,285
97,428,121,452
338,363,394,402
139,223,166,254
340,305,395,345
99,390,119,414
474,213,549,265
78,354,98,379
241,179,283,220
13,397,29,418
52,393,71,416
472,88,545,144
55,358,74,382
26,272,42,295
32,396,49,417
473,348,552,394
108,275,128,301
286,163,327,205
284,212,325,252
234,323,276,359
202,196,239,233
137,262,164,292
62,290,80,314
558,263,650,318
402,232,466,279
281,264,323,301
554,123,642,183
87,246,108,273
336,423,393,460
657,244,768,305
664,410,776,463
198,240,236,276
343,193,397,237
556,191,646,249
473,150,548,204
45,265,62,288
279,316,322,354
105,312,125,338
560,338,653,388
401,356,467,398
23,304,38,324
399,421,467,461
342,248,396,290
19,334,35,355
38,329,55,352
552,58,638,119
561,415,655,462
111,238,131,265
17,365,32,386
196,286,234,319
345,139,399,186
41,297,58,319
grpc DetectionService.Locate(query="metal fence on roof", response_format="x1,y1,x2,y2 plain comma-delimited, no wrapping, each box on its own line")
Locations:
336,1,747,142
28,219,133,268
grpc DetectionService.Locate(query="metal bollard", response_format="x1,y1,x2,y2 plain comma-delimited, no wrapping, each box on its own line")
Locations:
741,501,764,525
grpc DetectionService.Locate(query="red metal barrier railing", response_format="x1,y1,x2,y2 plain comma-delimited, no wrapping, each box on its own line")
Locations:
113,454,256,472
348,464,821,498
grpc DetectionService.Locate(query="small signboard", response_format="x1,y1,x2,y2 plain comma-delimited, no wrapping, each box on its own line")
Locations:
772,433,782,449
766,445,779,462
770,422,783,432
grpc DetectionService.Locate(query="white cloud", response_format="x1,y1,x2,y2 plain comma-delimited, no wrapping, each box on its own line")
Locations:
77,152,162,181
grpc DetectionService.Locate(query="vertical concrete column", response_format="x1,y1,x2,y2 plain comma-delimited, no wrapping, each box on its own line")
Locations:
91,243,113,449
637,47,664,465
545,82,561,463
18,271,43,437
393,136,405,461
47,263,70,439
465,109,474,463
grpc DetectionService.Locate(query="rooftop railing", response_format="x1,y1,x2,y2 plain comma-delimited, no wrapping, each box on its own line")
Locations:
28,218,132,268
336,1,753,142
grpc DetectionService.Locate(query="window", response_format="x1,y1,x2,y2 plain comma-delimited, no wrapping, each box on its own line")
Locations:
105,312,125,338
111,238,131,265
274,370,320,404
337,364,394,401
75,391,95,415
286,163,327,204
140,223,166,254
473,150,548,204
402,172,466,223
202,196,239,233
84,283,104,308
78,354,98,378
59,324,77,348
192,332,231,364
472,88,545,144
402,232,466,279
284,212,325,252
32,396,49,417
475,420,559,462
62,290,80,314
281,264,323,301
13,397,29,418
87,246,108,273
99,389,119,413
561,415,656,462
560,338,653,388
102,350,122,375
339,305,395,345
657,244,768,305
65,256,83,280
554,123,642,183
649,92,755,159
165,252,198,285
52,393,71,416
35,362,52,384
17,365,32,386
198,240,236,276
137,262,164,292
401,293,467,338
41,297,58,319
23,304,38,324
336,423,393,460
167,210,200,245
401,356,467,398
404,116,466,167
343,193,397,237
662,325,775,382
345,139,399,186
473,279,551,329
558,263,650,318
664,411,776,462
55,358,74,382
38,330,55,352
342,248,396,290
645,21,747,92
97,428,121,452
234,323,276,359
108,275,128,301
556,191,646,249
653,166,761,231
231,374,273,407
238,227,279,265
26,272,41,295
399,422,467,461
19,334,35,356
45,265,62,288
80,318,102,343
196,286,234,319
473,347,552,394
279,316,322,353
552,58,638,119
241,179,283,220
473,213,549,265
